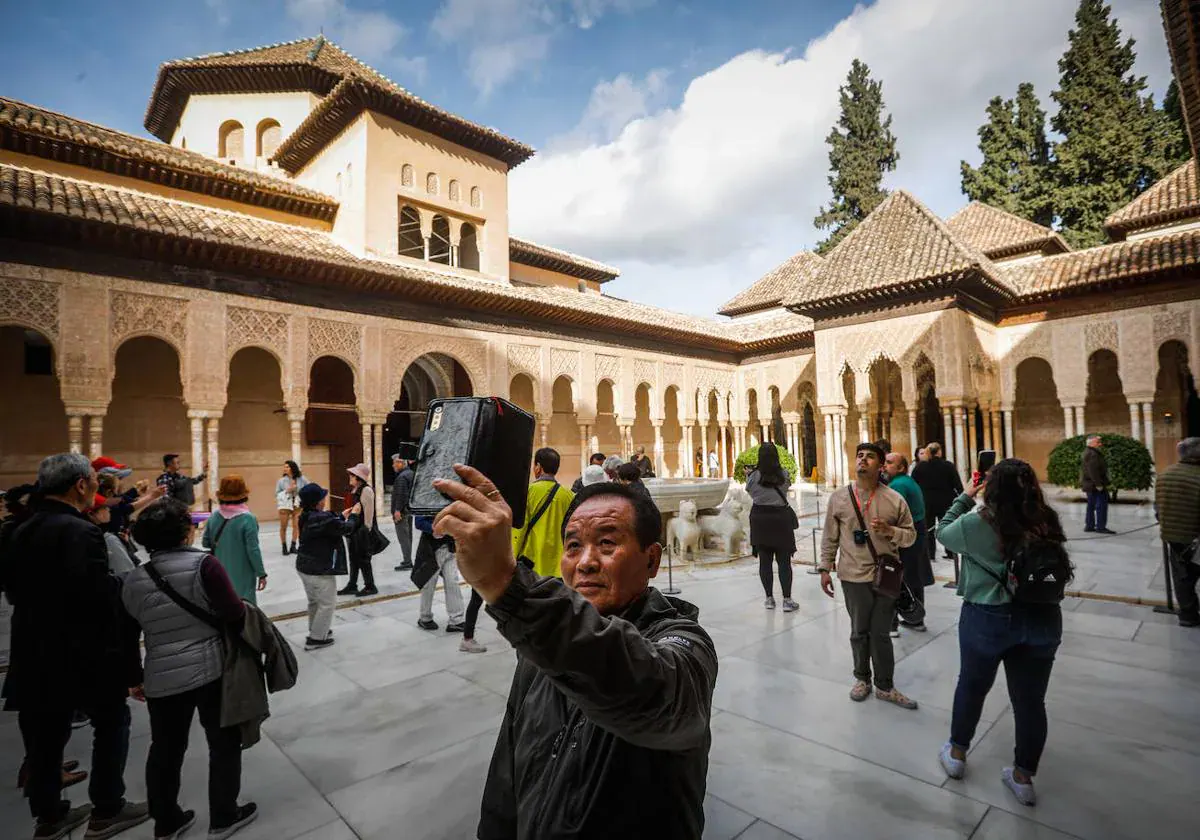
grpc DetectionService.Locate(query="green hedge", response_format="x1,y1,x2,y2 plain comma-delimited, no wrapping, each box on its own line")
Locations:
1045,433,1153,491
733,444,798,483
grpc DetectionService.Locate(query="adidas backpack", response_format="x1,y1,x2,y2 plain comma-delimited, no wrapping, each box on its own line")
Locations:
983,537,1073,605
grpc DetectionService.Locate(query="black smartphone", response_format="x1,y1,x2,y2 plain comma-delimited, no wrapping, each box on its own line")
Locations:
408,397,535,527
976,449,997,478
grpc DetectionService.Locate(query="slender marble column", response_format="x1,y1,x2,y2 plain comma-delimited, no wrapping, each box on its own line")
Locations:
189,414,205,490
857,413,868,444
88,416,104,460
908,410,918,456
579,424,591,475
823,414,835,486
360,423,372,484
837,414,850,485
372,424,384,498
1073,405,1085,437
700,425,709,476
953,409,967,482
67,414,84,455
1003,410,1014,459
290,418,303,465
653,422,665,477
718,426,729,478
1142,403,1154,457
206,418,220,508
943,409,955,464
1129,402,1141,440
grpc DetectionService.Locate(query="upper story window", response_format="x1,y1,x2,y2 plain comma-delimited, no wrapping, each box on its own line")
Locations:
449,180,460,202
401,164,414,187
257,119,282,158
398,205,423,258
470,186,482,208
345,163,353,191
459,223,480,271
429,215,451,264
218,120,244,162
426,173,440,196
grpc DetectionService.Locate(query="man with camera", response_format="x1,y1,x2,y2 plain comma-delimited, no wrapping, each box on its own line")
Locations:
431,465,717,839
818,442,918,709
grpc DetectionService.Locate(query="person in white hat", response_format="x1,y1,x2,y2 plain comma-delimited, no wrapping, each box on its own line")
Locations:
338,463,378,597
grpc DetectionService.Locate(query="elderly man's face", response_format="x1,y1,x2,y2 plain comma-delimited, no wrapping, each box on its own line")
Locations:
562,495,661,616
884,453,905,478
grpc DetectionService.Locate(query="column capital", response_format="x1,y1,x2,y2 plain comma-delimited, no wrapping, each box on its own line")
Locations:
186,409,224,420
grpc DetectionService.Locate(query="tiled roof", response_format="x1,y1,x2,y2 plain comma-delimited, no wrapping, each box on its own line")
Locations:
944,202,1069,259
718,251,823,316
0,161,808,354
145,36,534,169
999,226,1200,299
0,96,338,222
509,236,619,283
784,191,1015,314
1104,159,1200,238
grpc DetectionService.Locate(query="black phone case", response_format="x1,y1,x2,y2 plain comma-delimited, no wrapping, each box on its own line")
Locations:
407,397,535,527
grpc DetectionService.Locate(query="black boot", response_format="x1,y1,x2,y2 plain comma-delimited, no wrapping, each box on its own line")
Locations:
281,543,290,556
337,584,359,596
290,541,298,554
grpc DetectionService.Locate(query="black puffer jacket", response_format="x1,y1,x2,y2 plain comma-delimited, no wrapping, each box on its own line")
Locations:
478,564,718,840
294,509,357,576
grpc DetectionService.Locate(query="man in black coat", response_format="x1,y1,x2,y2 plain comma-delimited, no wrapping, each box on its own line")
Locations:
1081,435,1114,534
391,452,416,571
4,453,147,839
912,442,963,561
432,469,717,840
155,453,206,507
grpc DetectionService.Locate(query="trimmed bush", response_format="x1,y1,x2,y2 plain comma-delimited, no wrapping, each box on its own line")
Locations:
733,444,798,483
1045,433,1152,491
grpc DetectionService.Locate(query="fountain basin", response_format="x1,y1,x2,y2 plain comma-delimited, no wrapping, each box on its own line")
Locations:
644,477,730,514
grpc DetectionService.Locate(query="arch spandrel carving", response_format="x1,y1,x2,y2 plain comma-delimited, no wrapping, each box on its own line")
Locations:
389,332,489,397
0,277,60,342
110,290,187,357
551,348,580,381
507,344,541,380
227,307,289,365
308,317,362,373
595,354,620,382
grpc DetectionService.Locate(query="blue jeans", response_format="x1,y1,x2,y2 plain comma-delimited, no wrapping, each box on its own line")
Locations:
950,601,1061,775
1085,489,1108,530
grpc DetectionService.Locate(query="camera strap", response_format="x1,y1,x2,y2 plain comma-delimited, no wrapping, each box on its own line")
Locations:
516,482,560,560
847,484,881,565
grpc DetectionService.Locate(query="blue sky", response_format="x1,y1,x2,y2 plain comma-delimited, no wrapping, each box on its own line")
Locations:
0,1,1174,316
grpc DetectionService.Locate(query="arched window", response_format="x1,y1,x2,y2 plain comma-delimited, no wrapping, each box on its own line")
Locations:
401,163,414,187
345,163,353,191
256,119,281,158
335,172,343,197
470,186,482,208
398,205,423,259
218,120,244,161
429,215,451,264
448,179,460,201
426,172,439,196
459,223,480,271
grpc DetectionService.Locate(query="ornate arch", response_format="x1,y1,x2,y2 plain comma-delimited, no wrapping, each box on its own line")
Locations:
0,277,60,348
307,317,361,378
391,335,487,399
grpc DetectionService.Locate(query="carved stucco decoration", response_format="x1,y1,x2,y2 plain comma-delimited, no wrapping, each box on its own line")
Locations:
507,344,541,380
390,332,490,397
1085,322,1119,356
551,348,580,381
663,362,684,391
308,317,361,371
633,359,656,387
110,290,186,353
227,307,290,363
0,277,60,341
594,353,619,382
1153,310,1191,350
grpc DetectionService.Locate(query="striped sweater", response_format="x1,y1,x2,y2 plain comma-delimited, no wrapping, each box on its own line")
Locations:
1155,460,1200,544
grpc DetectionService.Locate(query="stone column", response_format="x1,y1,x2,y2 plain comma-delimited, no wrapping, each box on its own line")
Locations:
857,412,868,444
943,409,955,463
789,423,800,458
1142,402,1154,456
1002,409,1014,459
189,414,205,486
653,422,665,477
372,423,384,497
953,408,967,482
700,425,709,476
1129,402,1141,441
908,410,918,457
87,415,104,460
1074,405,1086,437
838,413,850,485
67,413,84,455
987,409,998,452
717,426,728,478
1062,406,1074,439
964,407,974,462
205,418,220,508
539,417,549,449
289,417,304,465
683,425,694,477
823,414,835,486
360,423,372,482
579,424,590,475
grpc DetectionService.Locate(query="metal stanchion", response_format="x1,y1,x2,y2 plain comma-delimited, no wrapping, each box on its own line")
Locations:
1154,540,1177,615
808,486,824,573
662,546,681,595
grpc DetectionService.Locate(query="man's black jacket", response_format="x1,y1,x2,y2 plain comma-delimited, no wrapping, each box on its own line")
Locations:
912,457,963,519
1081,446,1109,493
478,564,717,840
391,466,414,515
2,500,141,708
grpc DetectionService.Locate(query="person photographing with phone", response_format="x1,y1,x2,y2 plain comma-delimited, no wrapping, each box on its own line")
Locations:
431,464,717,839
817,442,918,708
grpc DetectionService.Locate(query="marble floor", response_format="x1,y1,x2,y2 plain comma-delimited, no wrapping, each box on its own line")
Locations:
3,556,1199,840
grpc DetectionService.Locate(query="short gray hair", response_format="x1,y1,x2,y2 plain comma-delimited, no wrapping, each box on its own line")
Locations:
602,455,624,474
1178,437,1200,463
38,452,93,495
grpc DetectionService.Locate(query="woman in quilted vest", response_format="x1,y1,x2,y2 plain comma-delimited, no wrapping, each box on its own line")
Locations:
121,498,258,840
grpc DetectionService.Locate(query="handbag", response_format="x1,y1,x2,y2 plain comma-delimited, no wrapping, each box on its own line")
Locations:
771,485,800,529
367,519,390,556
847,485,904,599
410,531,442,589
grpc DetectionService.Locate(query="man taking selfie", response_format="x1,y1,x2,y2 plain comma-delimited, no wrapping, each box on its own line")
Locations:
431,465,717,840
818,442,918,709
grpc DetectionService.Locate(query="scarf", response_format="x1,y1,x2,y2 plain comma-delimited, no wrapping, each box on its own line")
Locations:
216,502,253,519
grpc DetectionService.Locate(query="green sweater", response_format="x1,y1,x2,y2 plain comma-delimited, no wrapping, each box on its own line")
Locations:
887,474,926,524
935,493,1008,605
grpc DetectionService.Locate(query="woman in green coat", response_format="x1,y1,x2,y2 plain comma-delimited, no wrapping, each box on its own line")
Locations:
203,474,267,603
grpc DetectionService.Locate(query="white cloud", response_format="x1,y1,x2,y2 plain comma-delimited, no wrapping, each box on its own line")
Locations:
431,0,649,95
205,0,231,27
549,69,669,149
285,0,424,77
508,0,1171,317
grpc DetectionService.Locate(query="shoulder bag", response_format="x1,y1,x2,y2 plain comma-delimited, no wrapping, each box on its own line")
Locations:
770,485,800,529
847,485,904,599
515,482,561,568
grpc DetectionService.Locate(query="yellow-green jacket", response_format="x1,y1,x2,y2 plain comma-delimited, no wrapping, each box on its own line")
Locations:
512,478,575,578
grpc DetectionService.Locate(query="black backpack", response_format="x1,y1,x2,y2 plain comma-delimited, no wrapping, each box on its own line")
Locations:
976,537,1073,605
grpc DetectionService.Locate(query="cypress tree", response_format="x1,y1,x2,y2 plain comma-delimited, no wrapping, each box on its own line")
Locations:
960,83,1053,226
1050,0,1162,247
1154,79,1191,172
814,59,899,254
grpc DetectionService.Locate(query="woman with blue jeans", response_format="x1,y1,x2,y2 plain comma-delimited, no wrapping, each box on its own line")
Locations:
935,459,1068,806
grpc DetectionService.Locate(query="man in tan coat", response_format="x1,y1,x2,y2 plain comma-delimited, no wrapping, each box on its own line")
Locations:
818,442,918,708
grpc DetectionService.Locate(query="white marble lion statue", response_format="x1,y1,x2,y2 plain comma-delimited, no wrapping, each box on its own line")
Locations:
667,499,702,564
700,500,747,558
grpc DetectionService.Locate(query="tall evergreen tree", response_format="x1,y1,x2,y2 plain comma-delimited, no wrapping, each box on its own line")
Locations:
960,83,1053,226
1154,79,1191,171
814,59,899,254
1050,0,1165,247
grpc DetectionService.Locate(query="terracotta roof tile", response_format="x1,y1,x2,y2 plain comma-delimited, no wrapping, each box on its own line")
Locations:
944,202,1069,259
0,96,337,221
999,227,1200,298
784,191,1015,312
0,161,809,353
1104,159,1200,238
146,36,534,168
718,251,823,316
509,236,619,283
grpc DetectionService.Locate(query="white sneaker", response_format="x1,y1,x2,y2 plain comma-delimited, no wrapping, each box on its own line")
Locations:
459,638,488,654
764,597,776,610
889,628,901,638
939,742,965,780
1002,767,1036,806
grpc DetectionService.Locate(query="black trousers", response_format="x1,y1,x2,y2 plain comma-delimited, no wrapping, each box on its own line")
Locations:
20,691,130,823
758,547,793,599
463,589,484,639
146,679,241,836
347,545,375,589
1168,542,1200,621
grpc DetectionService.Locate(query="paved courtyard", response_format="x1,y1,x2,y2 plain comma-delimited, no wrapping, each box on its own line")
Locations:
2,492,1197,839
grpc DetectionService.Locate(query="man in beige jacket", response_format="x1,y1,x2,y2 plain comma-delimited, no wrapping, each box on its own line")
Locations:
818,442,918,708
